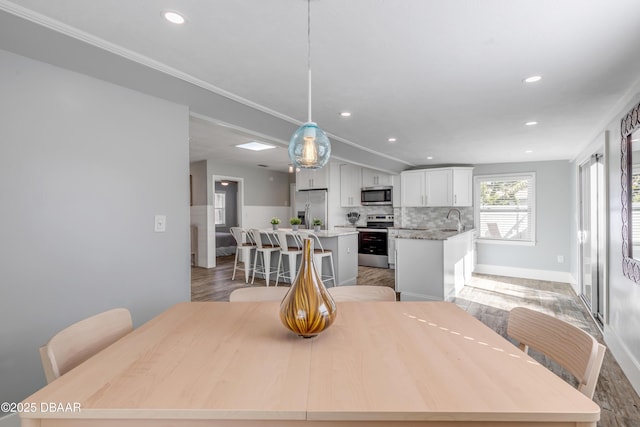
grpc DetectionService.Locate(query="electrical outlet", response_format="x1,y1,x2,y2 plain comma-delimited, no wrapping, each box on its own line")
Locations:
557,255,564,264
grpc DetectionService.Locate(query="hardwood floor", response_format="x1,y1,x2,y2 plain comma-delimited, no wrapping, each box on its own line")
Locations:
192,256,640,426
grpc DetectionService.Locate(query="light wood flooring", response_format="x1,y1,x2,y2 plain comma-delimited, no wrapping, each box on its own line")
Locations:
192,255,640,427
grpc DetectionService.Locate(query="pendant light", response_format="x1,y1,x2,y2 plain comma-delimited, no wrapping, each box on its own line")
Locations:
288,0,331,170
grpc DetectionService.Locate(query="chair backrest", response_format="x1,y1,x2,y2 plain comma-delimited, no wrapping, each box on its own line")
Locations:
298,231,325,252
328,285,396,302
507,307,606,399
229,286,290,302
230,227,247,245
248,229,266,249
276,230,300,252
39,308,133,383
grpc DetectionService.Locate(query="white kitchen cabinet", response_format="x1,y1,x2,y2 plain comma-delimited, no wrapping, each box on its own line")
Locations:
340,164,362,207
395,230,474,301
400,167,473,207
361,168,391,187
400,168,452,207
452,167,473,206
296,166,329,191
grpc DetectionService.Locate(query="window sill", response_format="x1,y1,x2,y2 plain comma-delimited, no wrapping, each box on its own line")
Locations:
476,238,535,247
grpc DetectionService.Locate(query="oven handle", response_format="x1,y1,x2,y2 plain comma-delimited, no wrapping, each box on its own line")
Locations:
358,228,388,233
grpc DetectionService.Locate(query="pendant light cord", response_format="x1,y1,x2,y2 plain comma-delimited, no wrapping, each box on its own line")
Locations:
307,0,312,123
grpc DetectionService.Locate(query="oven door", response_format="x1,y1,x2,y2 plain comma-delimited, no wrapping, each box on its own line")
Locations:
358,228,389,268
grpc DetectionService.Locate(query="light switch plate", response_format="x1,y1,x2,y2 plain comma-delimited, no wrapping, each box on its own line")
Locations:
154,215,166,232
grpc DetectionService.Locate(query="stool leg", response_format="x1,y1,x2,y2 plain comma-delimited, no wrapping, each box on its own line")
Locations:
327,253,336,287
264,251,272,287
251,250,260,284
232,248,239,281
276,253,283,286
288,253,298,284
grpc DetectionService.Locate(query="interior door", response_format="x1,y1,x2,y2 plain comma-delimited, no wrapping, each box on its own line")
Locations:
579,153,606,325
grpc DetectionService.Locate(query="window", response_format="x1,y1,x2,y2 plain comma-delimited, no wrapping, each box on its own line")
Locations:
214,192,226,226
474,173,535,243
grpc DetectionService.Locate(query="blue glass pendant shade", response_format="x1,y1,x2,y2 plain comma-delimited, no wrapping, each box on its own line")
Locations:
288,122,331,170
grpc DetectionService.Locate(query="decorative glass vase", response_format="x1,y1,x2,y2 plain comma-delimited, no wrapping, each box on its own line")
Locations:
279,237,337,338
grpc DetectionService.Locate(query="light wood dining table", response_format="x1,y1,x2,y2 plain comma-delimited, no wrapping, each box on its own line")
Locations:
20,301,600,427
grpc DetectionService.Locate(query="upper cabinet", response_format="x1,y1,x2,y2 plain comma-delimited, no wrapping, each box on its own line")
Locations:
401,167,473,207
451,167,473,206
361,168,391,187
340,164,362,207
296,167,329,191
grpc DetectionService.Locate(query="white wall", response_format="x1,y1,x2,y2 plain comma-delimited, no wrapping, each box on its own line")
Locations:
0,49,191,410
473,161,574,283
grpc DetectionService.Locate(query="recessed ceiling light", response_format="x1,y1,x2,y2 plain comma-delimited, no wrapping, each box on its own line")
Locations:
523,75,542,83
525,121,538,126
427,156,433,160
388,137,397,143
163,11,186,24
339,112,352,117
525,150,533,154
235,141,275,151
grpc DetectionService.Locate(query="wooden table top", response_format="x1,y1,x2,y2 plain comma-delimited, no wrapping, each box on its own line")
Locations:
21,301,600,427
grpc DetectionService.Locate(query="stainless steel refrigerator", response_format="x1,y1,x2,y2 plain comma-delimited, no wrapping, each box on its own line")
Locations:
295,189,328,230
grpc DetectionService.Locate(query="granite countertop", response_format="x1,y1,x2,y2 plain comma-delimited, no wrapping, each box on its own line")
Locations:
391,227,474,241
268,228,358,237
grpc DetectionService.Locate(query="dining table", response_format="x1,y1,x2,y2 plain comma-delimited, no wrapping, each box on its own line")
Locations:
20,301,600,426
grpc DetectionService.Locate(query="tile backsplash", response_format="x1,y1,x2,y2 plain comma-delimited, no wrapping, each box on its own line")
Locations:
394,207,474,229
340,206,474,230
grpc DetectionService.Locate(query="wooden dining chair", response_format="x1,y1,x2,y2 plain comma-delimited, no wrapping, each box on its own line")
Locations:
229,286,290,302
507,307,606,399
328,285,397,302
39,308,133,383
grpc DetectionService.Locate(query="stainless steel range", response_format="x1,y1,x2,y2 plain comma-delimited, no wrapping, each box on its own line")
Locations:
357,214,394,268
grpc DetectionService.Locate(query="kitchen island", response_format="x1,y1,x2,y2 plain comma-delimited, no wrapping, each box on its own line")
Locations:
394,228,474,301
260,228,359,286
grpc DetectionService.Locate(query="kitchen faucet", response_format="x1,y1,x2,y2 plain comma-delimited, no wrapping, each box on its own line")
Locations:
446,208,463,232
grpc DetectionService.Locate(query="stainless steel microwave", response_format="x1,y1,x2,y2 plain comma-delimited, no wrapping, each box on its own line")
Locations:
361,186,393,206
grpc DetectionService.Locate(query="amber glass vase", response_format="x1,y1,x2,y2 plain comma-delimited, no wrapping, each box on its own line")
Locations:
279,237,337,338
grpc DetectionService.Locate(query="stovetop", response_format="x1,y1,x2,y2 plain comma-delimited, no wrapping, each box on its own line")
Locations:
357,214,394,229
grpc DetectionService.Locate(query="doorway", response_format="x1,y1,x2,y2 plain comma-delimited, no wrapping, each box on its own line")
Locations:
213,176,244,263
578,151,606,326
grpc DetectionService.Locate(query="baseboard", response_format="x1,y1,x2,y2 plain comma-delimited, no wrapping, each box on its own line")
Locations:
0,413,20,427
474,264,576,285
603,324,640,397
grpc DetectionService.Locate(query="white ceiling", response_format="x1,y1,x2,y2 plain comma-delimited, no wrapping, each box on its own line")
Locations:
3,0,640,173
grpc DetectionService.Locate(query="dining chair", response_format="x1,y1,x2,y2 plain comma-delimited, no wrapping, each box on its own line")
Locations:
507,306,606,399
328,285,397,302
248,228,280,286
230,227,257,283
298,231,336,287
229,286,290,302
275,230,303,285
39,308,133,383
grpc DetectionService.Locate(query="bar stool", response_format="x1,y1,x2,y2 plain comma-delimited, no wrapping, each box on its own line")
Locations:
298,231,336,287
230,227,256,283
249,228,280,286
275,230,303,286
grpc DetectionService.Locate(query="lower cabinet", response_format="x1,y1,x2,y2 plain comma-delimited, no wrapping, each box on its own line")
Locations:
395,231,474,301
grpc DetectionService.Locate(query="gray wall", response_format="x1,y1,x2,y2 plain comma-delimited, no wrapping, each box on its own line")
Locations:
190,160,207,206
205,160,290,207
0,50,191,409
604,93,640,390
473,160,572,273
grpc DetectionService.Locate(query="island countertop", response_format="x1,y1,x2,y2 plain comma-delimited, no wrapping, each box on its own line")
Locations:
271,228,359,237
390,227,475,241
